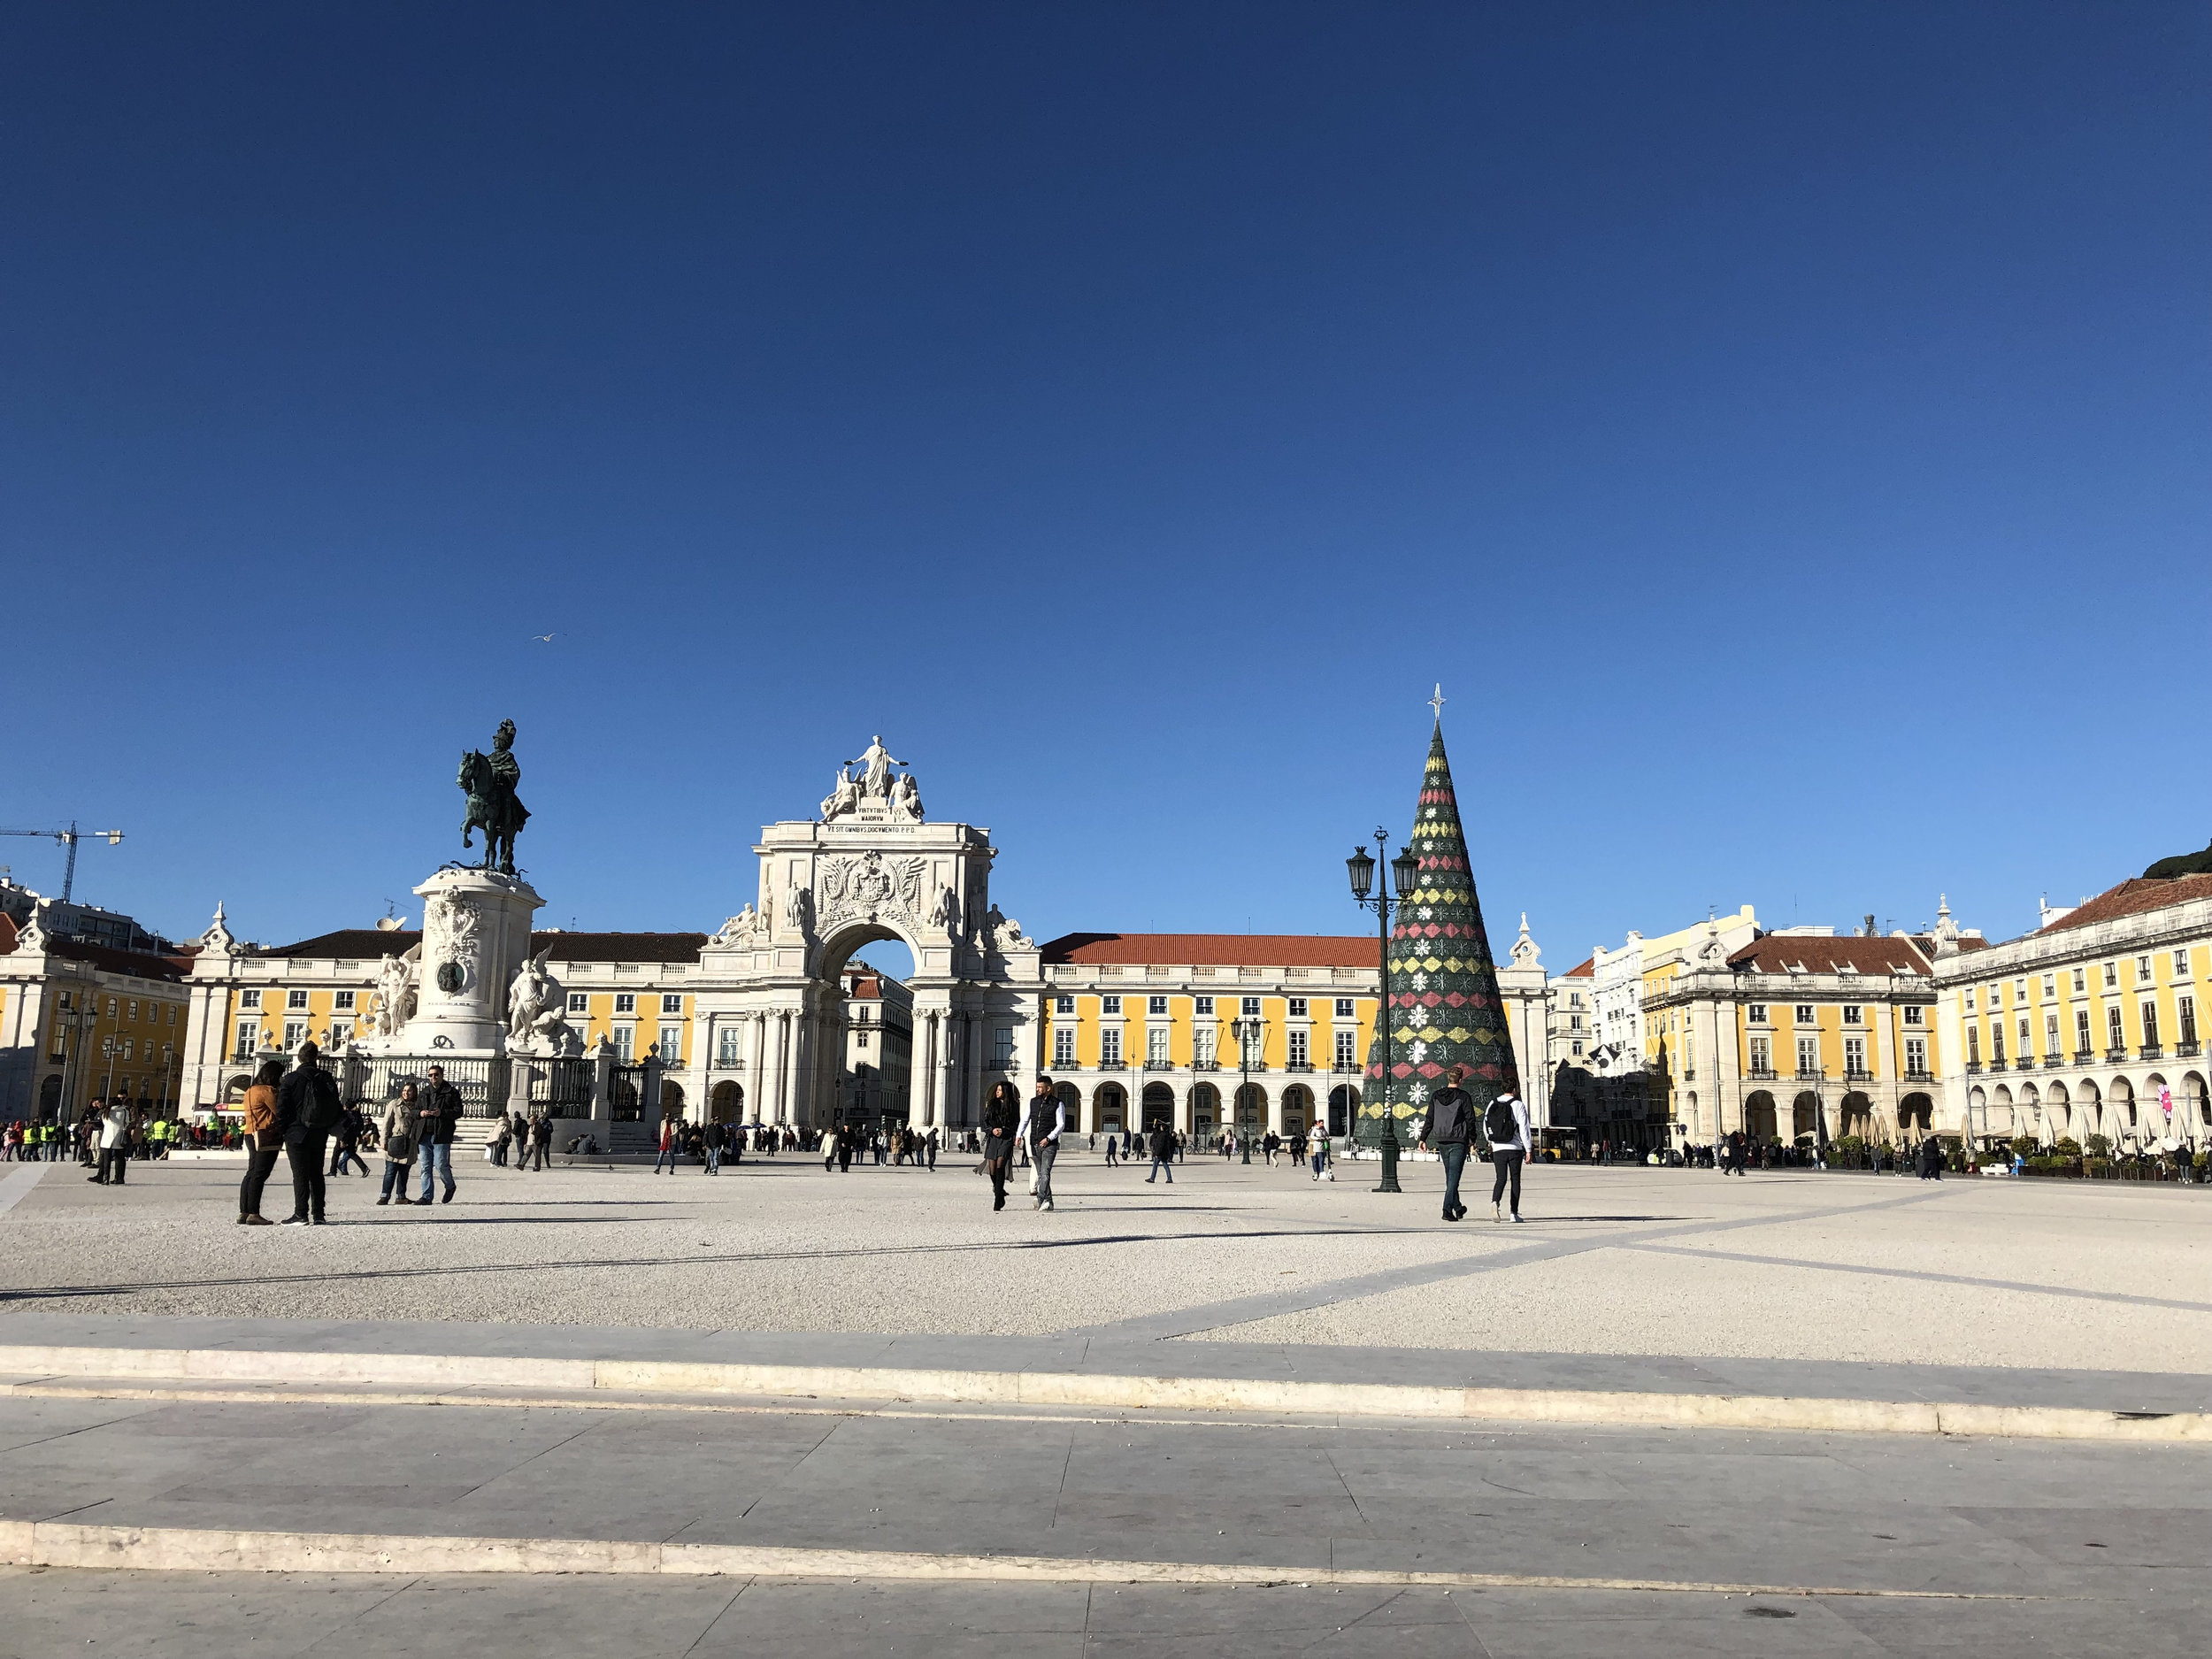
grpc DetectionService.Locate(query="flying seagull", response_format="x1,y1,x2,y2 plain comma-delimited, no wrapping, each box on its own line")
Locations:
531,634,556,643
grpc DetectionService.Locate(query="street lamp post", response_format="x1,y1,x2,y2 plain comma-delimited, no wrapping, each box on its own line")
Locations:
1347,829,1421,1194
1231,1015,1265,1164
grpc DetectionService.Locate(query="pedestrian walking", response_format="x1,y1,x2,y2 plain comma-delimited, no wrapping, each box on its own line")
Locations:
1417,1064,1477,1222
1483,1087,1532,1223
704,1120,723,1175
88,1096,132,1186
276,1042,345,1225
654,1115,680,1174
1310,1121,1332,1180
1145,1118,1175,1183
415,1064,463,1205
1026,1075,1065,1212
980,1079,1020,1211
328,1104,372,1179
837,1124,855,1171
821,1124,838,1171
525,1111,551,1171
236,1060,286,1224
926,1125,938,1171
1103,1134,1118,1168
376,1084,421,1206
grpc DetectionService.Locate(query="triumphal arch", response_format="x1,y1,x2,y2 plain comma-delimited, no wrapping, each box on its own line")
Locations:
690,738,1041,1130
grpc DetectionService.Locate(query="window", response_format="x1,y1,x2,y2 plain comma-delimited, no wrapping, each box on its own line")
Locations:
1796,1035,1820,1075
233,1020,258,1059
1842,1006,1863,1025
1903,1006,1924,1025
1964,989,1975,1011
282,1021,306,1051
1241,1024,1265,1066
2108,1006,2124,1051
287,990,308,1010
1102,995,1122,1015
1571,1041,1584,1056
1053,1027,1075,1065
1989,1025,2003,1064
2180,995,2198,1047
1241,996,1262,1017
127,1000,139,1021
1749,1036,1770,1073
657,1024,681,1061
1334,1029,1357,1068
1194,1026,1216,1067
1100,1027,1123,1066
119,1038,134,1061
1148,995,1168,1016
1335,998,1355,1018
166,1005,176,1025
1287,1029,1310,1067
1569,1015,1583,1031
855,1029,870,1049
2041,974,2055,1000
1905,1036,1927,1075
1844,1036,1866,1075
1747,1004,1767,1024
614,994,635,1014
2072,967,2085,994
2177,949,2193,979
327,1020,351,1048
2137,956,2154,984
718,1028,741,1064
1056,995,1075,1014
1793,1004,1814,1023
105,998,117,1019
1966,1027,1980,1065
613,1025,634,1062
2046,1013,2060,1054
1195,996,1214,1015
994,1027,1016,1068
566,992,588,1014
334,991,356,1011
1287,997,1308,1018
240,990,261,1010
2013,979,2026,1003
1985,985,1999,1008
663,995,683,1014
1148,1026,1170,1064
2076,1008,2092,1052
2103,962,2118,988
2016,1018,2030,1056
2141,1002,2160,1049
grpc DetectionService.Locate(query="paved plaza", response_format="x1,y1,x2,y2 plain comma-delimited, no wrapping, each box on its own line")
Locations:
4,1152,2211,1373
4,1151,2210,1655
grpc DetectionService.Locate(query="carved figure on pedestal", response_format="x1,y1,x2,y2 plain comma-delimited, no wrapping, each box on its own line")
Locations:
785,880,814,940
374,952,418,1039
929,884,960,936
424,890,483,995
506,947,580,1056
891,772,923,822
848,735,905,800
712,904,764,947
983,903,1031,951
820,768,862,821
459,719,530,874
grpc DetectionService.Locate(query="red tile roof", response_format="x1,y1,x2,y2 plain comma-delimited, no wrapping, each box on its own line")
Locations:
1560,957,1594,978
1726,935,1933,977
1041,933,1380,969
2035,874,2212,937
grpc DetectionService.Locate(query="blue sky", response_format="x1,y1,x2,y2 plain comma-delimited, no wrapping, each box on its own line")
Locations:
5,2,2206,971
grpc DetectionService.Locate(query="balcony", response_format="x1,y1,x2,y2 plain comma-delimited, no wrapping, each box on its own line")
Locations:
1963,1062,1982,1076
1987,1059,2008,1073
2106,1048,2129,1064
2139,1043,2163,1061
1901,1068,1935,1083
2177,1041,2201,1058
1843,1066,1875,1082
1285,1062,1314,1073
2074,1048,2094,1063
1746,1066,1777,1080
2043,1054,2065,1069
1143,1059,1176,1071
1794,1066,1826,1081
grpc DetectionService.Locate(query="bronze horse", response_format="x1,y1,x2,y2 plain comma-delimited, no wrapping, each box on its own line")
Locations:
458,748,527,873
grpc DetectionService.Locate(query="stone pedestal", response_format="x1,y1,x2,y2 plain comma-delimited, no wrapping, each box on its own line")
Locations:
391,867,542,1056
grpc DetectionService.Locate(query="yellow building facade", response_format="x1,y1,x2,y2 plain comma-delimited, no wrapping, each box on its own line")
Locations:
1933,874,2212,1147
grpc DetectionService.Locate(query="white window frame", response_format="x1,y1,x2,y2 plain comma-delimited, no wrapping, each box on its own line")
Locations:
662,994,683,1014
614,994,636,1014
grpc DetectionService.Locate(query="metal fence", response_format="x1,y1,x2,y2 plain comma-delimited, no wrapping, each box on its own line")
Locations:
609,1064,645,1122
326,1053,513,1118
527,1058,595,1119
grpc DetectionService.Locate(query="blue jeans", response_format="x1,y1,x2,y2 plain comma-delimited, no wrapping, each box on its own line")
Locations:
380,1160,412,1200
654,1145,679,1173
1439,1141,1469,1215
417,1141,455,1202
1147,1156,1172,1183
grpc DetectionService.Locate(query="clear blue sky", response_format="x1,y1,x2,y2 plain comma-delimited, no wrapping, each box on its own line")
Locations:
5,2,2206,970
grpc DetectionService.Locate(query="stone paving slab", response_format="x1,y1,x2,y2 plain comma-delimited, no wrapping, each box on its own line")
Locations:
3,1311,2208,1417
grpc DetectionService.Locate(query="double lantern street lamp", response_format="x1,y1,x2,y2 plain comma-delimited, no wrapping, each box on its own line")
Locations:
1230,1014,1266,1164
1346,831,1421,1194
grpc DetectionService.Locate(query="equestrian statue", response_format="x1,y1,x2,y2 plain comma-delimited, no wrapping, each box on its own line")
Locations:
459,718,530,874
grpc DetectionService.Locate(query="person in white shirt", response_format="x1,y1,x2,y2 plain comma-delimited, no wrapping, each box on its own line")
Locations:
1484,1090,1532,1223
1026,1075,1066,1212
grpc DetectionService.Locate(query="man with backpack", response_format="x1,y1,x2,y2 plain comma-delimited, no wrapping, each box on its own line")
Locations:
1417,1064,1476,1222
276,1041,346,1225
1485,1087,1532,1223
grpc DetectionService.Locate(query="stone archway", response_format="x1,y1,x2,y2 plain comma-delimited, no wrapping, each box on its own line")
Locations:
1326,1084,1358,1138
710,1080,743,1122
1141,1082,1175,1133
1189,1081,1220,1137
1744,1090,1777,1141
1233,1082,1266,1135
1280,1085,1312,1135
1093,1082,1126,1134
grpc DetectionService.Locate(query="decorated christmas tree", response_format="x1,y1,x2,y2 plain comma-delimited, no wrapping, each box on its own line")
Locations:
1359,717,1520,1147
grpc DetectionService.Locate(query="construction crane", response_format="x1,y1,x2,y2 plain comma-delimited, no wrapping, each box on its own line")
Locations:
0,823,125,904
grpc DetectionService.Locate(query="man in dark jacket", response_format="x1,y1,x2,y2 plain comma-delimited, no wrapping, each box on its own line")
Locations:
276,1043,344,1225
1146,1120,1175,1184
1026,1074,1065,1212
1417,1064,1476,1222
415,1064,464,1204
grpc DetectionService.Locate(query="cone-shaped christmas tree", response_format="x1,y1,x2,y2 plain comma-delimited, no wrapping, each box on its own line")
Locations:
1359,718,1520,1146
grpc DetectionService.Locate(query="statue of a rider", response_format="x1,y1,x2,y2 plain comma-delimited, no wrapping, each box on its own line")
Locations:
460,719,530,874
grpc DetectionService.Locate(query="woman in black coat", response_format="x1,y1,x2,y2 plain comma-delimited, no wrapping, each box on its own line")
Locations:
980,1080,1022,1211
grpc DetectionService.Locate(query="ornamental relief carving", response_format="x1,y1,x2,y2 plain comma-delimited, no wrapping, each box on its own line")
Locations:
817,850,928,931
423,891,483,991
